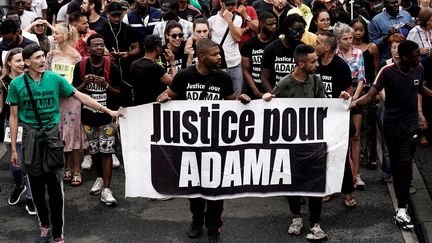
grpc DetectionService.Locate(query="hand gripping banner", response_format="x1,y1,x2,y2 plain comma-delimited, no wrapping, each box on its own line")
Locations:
119,99,350,200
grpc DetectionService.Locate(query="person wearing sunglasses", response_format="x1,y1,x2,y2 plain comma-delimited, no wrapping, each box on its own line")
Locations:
161,21,187,76
261,13,305,93
11,0,37,31
23,17,56,54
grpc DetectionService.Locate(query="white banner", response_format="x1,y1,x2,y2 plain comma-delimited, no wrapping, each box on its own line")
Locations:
119,99,350,200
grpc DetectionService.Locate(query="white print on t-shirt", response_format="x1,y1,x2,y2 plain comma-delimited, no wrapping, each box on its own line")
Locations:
186,91,221,100
414,79,419,85
322,81,333,98
84,82,107,113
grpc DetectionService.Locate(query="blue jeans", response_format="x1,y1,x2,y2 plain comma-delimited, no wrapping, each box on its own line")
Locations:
376,103,391,177
5,120,32,198
227,64,244,96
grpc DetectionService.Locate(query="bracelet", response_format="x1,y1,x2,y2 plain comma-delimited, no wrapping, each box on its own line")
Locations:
105,83,110,89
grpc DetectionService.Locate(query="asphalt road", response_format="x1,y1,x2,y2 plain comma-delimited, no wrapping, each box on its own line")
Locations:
0,145,410,243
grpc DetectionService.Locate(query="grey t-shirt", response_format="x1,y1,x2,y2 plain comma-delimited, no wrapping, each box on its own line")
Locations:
273,73,326,98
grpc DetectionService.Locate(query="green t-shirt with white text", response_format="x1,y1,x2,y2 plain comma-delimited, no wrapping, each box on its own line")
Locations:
6,70,75,129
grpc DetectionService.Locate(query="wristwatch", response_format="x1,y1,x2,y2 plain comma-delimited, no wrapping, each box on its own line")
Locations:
245,16,252,22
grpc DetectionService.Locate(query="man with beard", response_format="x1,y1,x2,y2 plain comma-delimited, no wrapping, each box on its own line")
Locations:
153,0,193,45
157,38,250,243
241,12,276,99
369,0,414,62
270,0,291,37
69,11,97,57
11,0,37,30
262,44,328,241
123,0,161,54
98,1,139,105
349,40,432,230
261,13,305,92
80,0,108,33
0,19,35,67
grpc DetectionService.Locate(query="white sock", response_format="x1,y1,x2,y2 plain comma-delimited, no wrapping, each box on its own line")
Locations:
397,208,407,215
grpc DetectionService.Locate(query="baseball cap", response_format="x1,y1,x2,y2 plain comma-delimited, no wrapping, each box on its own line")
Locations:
106,2,123,14
22,43,42,60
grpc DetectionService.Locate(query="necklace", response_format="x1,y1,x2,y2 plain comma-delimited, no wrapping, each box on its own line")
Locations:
90,63,103,75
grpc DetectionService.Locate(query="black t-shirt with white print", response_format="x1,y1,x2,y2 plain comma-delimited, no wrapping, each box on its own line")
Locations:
170,65,234,100
316,55,352,98
161,41,188,74
261,39,299,87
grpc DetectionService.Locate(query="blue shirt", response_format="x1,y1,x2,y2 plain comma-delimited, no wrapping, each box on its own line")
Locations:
368,9,413,62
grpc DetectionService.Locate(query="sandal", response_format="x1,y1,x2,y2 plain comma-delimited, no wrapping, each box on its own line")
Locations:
63,169,72,183
344,196,357,208
322,193,337,203
71,173,82,187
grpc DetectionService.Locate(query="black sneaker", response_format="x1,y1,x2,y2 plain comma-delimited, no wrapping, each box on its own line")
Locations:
8,185,26,206
208,235,220,243
25,198,37,216
188,221,203,238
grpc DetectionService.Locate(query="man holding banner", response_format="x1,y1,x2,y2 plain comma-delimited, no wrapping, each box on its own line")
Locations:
262,44,328,241
157,38,250,243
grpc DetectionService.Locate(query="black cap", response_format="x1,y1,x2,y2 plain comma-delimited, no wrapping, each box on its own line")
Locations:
22,43,42,60
106,2,123,14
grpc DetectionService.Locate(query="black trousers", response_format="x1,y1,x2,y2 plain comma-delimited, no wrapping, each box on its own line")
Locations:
384,121,418,208
341,150,355,195
189,198,224,236
287,196,322,226
28,171,64,239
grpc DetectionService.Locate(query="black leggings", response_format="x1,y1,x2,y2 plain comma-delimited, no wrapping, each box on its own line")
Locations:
28,172,64,239
189,198,224,236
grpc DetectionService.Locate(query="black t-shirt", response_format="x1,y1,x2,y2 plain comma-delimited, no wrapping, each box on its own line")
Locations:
66,0,82,14
170,65,234,100
130,58,167,105
374,63,423,124
0,37,36,67
241,35,275,84
161,42,188,74
1,75,12,119
72,60,122,126
251,0,273,15
178,7,201,22
316,55,352,98
90,16,108,33
261,39,298,86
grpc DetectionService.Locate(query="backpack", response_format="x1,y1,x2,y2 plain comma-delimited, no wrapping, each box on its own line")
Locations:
79,55,111,84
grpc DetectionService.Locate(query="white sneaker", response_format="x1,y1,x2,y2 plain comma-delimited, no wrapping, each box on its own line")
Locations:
90,177,103,195
356,174,366,187
306,223,328,241
112,154,120,169
394,208,414,230
101,188,117,206
81,155,92,170
288,217,303,235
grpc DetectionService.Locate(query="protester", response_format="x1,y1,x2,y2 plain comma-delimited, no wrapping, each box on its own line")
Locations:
236,0,259,49
81,0,108,32
5,10,40,45
241,12,276,99
178,0,201,21
348,40,432,230
7,43,120,243
11,0,37,30
350,17,380,170
157,38,250,243
209,0,244,95
261,13,305,92
161,21,186,75
308,8,331,33
262,44,328,241
269,0,290,37
23,17,55,54
69,11,96,58
72,34,122,206
46,23,87,187
334,22,366,188
153,0,193,45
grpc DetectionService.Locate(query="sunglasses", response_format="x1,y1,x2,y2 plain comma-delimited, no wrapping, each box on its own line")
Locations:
224,2,236,6
170,33,184,39
289,28,305,35
35,24,45,27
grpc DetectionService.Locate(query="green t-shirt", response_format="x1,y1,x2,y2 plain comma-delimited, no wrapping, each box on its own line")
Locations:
6,71,76,129
273,74,326,98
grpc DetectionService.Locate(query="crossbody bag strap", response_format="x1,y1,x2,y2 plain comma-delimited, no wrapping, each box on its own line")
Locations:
23,74,44,130
219,13,236,47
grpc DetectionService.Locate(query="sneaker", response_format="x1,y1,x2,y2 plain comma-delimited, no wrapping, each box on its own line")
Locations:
188,221,203,238
36,226,52,243
394,208,414,230
25,198,37,216
81,155,92,170
101,188,117,206
306,223,328,241
288,217,303,235
90,177,103,195
112,154,121,169
8,185,26,206
208,235,220,243
356,174,366,189
54,237,64,243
